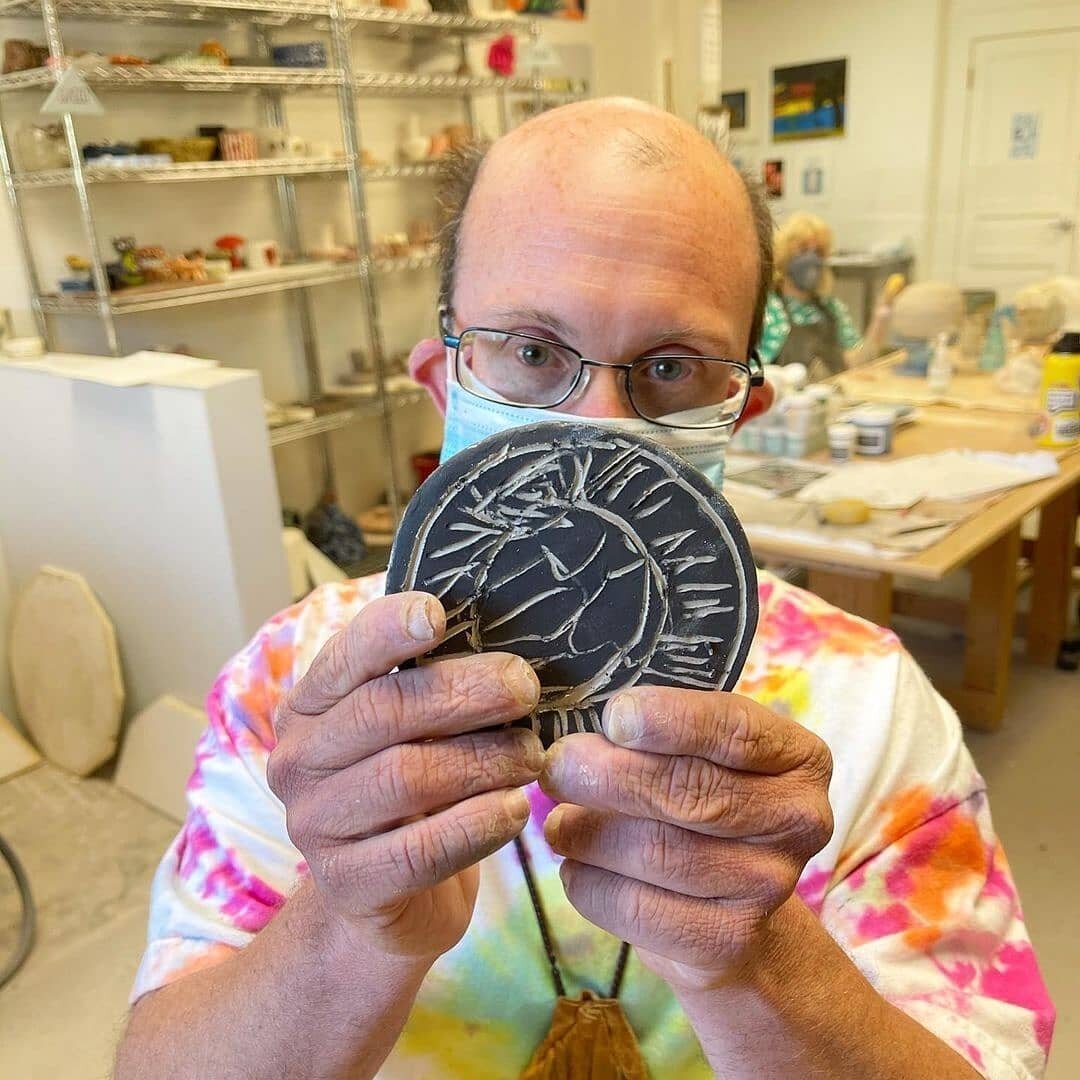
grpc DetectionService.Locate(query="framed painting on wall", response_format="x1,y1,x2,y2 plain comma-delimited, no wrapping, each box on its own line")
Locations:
510,0,586,17
772,58,847,141
763,159,784,199
721,90,748,131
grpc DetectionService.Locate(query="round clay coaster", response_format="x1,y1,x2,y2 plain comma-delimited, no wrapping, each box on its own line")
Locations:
386,421,758,747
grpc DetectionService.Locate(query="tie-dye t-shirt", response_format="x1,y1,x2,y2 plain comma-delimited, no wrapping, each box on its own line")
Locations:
133,572,1053,1079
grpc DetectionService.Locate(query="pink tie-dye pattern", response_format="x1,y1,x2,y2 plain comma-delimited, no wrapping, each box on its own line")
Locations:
132,573,1054,1078
176,811,285,934
855,902,913,941
980,944,1055,1054
794,865,831,916
955,1039,985,1069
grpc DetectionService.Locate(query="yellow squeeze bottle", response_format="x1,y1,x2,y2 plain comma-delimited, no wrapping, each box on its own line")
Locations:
1036,330,1080,449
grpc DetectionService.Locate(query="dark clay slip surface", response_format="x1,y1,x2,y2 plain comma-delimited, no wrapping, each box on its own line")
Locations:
386,421,759,748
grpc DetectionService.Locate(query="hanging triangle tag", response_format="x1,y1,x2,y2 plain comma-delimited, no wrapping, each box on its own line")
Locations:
41,66,104,116
520,39,561,72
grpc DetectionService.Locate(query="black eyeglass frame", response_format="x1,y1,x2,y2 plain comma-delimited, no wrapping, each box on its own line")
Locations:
442,326,766,430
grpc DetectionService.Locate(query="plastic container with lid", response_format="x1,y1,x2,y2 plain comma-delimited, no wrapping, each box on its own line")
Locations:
763,426,786,456
1036,330,1080,448
827,421,858,462
782,391,814,435
850,407,896,455
927,332,953,395
741,418,764,453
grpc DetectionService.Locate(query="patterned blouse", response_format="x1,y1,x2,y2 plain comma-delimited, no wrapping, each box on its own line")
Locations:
758,291,862,364
133,572,1053,1079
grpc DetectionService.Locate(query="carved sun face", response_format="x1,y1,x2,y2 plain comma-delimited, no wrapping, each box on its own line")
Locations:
388,423,757,747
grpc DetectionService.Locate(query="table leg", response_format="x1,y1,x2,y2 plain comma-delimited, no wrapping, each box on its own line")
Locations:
1026,481,1079,665
807,567,893,627
942,525,1022,732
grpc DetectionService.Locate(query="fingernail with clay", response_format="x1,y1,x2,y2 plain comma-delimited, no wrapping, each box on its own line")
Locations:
604,694,643,745
405,596,436,642
503,788,530,823
504,657,540,708
517,730,545,773
543,803,566,844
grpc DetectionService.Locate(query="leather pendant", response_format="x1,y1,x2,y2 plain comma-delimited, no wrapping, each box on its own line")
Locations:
520,991,650,1079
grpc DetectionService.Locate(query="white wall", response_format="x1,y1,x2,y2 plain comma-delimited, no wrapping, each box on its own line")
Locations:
927,0,1080,284
721,0,945,268
0,538,15,723
0,362,290,721
582,0,707,121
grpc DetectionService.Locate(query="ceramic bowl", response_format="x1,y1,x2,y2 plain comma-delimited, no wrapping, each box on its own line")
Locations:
271,42,327,68
137,137,217,163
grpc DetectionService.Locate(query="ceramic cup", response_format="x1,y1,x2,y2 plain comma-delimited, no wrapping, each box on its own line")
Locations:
220,129,258,161
250,240,281,270
261,128,287,158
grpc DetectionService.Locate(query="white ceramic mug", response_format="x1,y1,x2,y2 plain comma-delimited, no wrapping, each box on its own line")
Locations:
250,240,281,270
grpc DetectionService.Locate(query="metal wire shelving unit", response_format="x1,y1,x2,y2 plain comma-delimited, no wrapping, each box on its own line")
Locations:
0,0,575,533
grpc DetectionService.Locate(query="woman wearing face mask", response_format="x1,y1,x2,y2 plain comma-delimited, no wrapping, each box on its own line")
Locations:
758,212,893,380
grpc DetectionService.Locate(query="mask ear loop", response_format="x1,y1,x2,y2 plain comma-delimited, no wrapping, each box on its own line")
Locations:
440,305,460,386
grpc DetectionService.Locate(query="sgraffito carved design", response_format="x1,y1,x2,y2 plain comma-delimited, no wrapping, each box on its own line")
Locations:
387,422,758,747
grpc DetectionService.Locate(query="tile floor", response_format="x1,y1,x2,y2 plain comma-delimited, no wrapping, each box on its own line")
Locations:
0,627,1076,1079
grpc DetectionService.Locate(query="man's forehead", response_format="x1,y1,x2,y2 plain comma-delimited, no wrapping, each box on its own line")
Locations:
457,132,758,311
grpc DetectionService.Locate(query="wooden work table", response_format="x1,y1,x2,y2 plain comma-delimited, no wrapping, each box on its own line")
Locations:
750,355,1079,731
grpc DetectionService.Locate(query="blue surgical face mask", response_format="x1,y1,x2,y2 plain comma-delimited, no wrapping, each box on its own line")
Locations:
440,376,733,490
787,250,824,293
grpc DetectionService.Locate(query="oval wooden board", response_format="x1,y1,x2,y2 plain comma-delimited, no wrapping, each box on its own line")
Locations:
10,566,124,776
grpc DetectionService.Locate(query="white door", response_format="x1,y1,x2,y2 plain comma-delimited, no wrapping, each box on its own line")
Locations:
955,31,1080,299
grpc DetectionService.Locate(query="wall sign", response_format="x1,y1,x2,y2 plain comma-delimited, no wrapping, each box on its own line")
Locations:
1009,112,1039,159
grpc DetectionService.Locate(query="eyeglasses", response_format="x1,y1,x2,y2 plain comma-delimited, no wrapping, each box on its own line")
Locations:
443,327,764,429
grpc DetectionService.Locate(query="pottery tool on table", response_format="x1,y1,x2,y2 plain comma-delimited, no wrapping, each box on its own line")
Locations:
386,422,758,748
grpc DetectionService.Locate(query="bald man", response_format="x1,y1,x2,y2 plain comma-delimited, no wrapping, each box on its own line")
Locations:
117,101,1051,1079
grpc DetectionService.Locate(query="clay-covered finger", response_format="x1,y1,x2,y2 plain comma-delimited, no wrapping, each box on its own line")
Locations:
601,688,831,778
544,805,798,903
557,861,761,969
295,729,544,840
298,652,541,771
285,592,446,718
314,788,531,916
540,733,832,847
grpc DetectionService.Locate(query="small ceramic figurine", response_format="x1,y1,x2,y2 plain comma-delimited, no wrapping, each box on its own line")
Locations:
112,237,144,287
487,33,515,77
214,234,246,270
444,123,472,150
994,281,1068,394
407,219,436,251
400,115,430,164
199,40,230,66
60,254,92,292
427,131,451,158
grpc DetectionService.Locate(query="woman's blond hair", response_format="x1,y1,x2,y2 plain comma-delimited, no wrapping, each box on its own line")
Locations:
773,211,834,295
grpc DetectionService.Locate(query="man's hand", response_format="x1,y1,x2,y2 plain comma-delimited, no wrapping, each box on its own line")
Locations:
539,687,834,992
268,591,543,963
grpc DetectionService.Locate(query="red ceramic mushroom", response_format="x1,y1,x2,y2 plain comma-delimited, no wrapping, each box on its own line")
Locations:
214,234,246,269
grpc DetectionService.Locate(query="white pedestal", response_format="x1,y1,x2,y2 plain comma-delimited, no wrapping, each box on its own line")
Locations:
0,358,290,723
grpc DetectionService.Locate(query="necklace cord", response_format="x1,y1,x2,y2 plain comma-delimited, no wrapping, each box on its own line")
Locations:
514,832,631,1002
